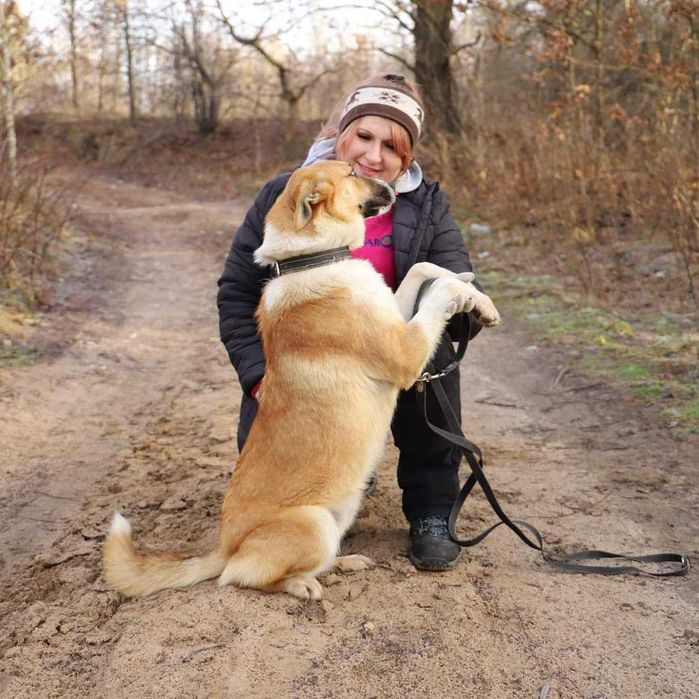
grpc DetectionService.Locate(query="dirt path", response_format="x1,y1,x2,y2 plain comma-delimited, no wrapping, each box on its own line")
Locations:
0,176,697,699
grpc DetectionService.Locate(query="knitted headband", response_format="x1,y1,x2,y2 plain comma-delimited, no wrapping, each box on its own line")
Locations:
338,75,424,146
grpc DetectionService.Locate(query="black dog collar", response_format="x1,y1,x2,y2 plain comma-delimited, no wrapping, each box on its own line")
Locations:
271,247,351,278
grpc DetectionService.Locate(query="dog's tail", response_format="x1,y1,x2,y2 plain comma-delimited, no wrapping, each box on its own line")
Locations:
102,512,227,597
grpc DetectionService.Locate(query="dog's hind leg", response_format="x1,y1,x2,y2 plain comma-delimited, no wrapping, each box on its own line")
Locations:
218,506,339,600
332,554,374,573
261,574,324,600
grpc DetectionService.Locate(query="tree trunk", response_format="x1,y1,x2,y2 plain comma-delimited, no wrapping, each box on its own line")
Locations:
64,0,79,110
284,96,302,145
0,4,18,186
121,2,138,122
592,0,605,157
97,44,105,112
191,78,219,134
412,0,460,135
112,18,121,113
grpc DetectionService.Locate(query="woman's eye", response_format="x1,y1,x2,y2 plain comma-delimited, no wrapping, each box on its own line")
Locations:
357,133,370,141
385,142,395,151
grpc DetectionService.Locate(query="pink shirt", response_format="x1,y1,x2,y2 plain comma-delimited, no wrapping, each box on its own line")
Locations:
350,207,396,290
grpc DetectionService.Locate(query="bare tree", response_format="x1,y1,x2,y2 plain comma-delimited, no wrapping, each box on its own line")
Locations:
61,0,80,110
0,1,18,186
92,0,118,112
114,0,138,121
373,0,482,137
412,0,461,133
214,0,332,135
175,0,236,134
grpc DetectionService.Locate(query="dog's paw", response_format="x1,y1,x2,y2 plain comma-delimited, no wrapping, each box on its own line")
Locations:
456,271,475,284
333,554,375,573
427,277,473,317
282,575,323,601
471,292,501,327
409,262,456,281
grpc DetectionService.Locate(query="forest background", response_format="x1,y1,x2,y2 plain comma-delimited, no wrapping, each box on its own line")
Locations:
1,0,697,430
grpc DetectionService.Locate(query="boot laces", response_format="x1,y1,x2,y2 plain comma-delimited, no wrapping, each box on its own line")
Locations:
413,515,450,537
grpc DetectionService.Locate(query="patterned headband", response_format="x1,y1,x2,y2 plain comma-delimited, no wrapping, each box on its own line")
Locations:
338,87,424,146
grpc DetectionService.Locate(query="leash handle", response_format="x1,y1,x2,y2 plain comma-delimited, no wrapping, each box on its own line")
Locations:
413,279,690,577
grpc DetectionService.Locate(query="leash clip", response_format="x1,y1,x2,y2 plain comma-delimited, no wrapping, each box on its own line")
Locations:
415,361,460,392
415,370,443,392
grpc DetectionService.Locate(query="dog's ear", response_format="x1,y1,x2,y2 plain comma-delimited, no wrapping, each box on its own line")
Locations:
294,179,328,230
295,191,321,230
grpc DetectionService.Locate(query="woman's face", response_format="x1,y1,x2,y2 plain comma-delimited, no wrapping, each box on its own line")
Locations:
336,116,406,184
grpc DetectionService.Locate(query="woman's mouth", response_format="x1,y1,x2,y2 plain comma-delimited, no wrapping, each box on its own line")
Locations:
357,163,381,177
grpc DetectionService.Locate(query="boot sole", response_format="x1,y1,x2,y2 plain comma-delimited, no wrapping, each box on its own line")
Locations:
409,551,460,571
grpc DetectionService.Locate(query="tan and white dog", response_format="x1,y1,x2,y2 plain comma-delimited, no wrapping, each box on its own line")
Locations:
102,161,500,600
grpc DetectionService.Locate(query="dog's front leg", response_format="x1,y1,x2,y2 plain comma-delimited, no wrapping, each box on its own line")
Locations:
394,262,475,321
377,276,480,390
408,276,476,350
358,276,495,389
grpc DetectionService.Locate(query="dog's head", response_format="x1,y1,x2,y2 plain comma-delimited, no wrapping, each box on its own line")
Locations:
255,160,395,267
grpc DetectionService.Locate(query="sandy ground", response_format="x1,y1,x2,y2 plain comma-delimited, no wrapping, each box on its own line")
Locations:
0,175,697,699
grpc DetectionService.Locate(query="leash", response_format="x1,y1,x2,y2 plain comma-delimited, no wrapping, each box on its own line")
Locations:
413,279,690,577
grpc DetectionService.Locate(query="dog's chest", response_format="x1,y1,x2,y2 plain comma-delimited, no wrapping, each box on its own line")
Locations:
262,260,400,318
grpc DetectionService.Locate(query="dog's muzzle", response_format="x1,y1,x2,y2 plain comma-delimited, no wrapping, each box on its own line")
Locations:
362,179,396,218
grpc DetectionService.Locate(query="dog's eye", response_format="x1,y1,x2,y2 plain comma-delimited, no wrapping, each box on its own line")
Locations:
349,169,358,178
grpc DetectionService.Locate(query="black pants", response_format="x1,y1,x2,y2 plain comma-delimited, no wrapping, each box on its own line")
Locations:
236,337,461,524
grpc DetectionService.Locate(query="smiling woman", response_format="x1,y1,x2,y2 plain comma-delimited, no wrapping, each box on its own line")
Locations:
336,116,410,183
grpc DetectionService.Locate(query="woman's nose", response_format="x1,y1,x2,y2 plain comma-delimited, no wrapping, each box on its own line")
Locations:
366,141,382,164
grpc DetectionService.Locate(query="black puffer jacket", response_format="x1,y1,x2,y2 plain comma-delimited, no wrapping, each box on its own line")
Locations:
217,171,481,396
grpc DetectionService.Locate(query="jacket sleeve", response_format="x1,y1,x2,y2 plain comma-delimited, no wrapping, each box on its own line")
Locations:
217,179,282,395
427,189,484,341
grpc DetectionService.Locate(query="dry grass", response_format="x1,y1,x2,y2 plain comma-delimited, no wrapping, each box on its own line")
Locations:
438,1,698,311
0,150,73,306
16,114,321,200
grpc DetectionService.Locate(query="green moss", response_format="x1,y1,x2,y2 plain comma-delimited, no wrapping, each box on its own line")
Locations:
477,268,699,432
678,398,699,420
615,363,650,379
0,342,38,366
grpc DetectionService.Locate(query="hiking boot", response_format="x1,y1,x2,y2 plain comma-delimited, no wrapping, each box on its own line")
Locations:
409,515,461,571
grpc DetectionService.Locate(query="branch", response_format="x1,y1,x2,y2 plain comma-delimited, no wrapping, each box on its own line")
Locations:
373,0,415,33
505,5,597,54
215,0,330,104
378,47,415,72
176,22,214,87
451,31,481,55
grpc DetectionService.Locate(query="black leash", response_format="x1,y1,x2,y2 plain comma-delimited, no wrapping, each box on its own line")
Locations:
413,279,690,577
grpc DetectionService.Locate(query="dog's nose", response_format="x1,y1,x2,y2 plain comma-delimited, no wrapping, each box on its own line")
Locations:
362,180,396,218
369,179,395,207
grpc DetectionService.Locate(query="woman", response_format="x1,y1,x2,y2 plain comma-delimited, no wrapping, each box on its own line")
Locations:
217,73,485,571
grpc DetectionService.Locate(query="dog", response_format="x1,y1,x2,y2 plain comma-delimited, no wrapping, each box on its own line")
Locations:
102,160,501,600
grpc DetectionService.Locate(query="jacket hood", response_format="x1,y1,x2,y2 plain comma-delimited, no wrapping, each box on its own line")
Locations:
302,138,423,194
